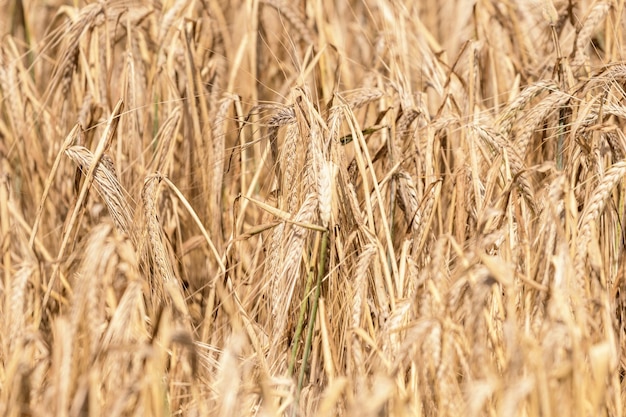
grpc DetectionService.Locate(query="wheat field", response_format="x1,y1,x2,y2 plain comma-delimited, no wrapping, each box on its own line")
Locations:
1,0,626,415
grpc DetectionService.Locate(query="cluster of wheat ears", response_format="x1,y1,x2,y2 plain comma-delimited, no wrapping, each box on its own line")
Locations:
2,0,626,415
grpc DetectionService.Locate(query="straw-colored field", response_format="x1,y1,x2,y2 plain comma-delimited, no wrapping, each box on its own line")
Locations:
1,0,626,415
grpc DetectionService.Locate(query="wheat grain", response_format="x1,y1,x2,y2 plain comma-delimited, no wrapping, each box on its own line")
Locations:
72,224,113,359
49,3,104,101
496,80,558,136
271,194,317,353
260,0,315,45
514,89,571,157
141,174,189,317
571,1,611,70
577,160,626,281
7,265,34,352
0,44,24,138
346,88,384,110
65,146,134,239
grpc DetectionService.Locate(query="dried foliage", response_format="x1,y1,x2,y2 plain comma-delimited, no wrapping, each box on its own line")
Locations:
2,0,626,416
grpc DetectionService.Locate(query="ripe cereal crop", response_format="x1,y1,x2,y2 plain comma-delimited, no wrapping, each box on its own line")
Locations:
1,0,626,416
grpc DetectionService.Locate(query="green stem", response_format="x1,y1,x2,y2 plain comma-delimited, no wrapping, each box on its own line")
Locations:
557,106,566,171
288,263,316,376
297,230,329,395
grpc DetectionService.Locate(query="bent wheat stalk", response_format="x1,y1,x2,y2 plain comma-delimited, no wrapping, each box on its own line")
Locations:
41,100,124,316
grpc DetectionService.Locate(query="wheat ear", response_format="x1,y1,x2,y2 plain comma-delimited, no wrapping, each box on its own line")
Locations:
141,174,189,317
65,146,134,240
